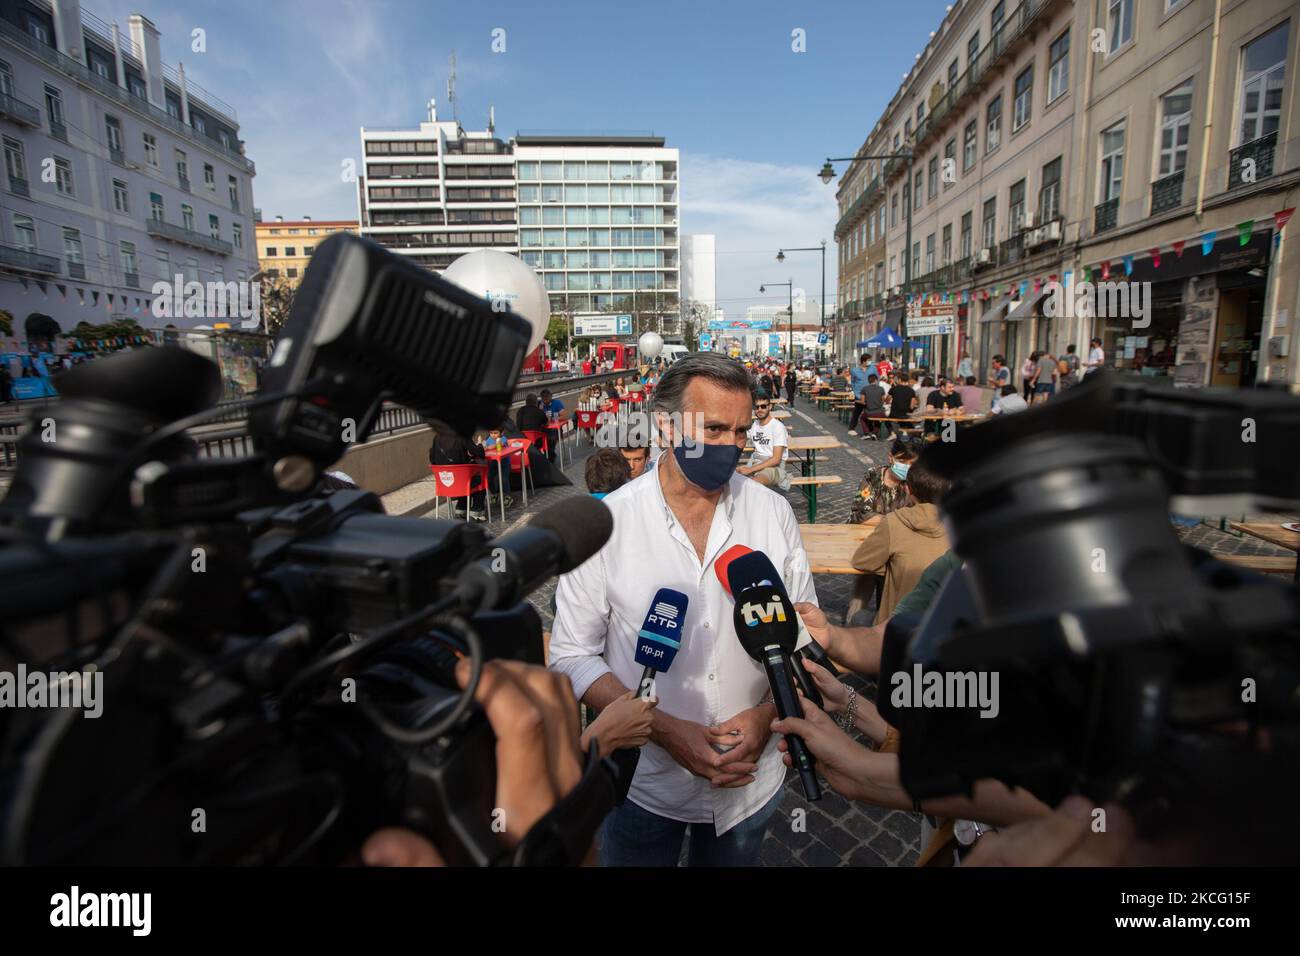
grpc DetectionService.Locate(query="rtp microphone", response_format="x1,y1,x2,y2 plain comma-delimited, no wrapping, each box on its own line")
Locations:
729,553,822,801
454,496,613,612
634,587,689,698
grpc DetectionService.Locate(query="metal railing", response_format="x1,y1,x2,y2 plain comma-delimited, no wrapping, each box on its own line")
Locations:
1228,131,1277,190
0,89,41,126
67,260,86,279
0,242,59,274
146,218,233,256
8,176,29,197
1150,168,1185,214
1094,197,1119,234
162,62,238,124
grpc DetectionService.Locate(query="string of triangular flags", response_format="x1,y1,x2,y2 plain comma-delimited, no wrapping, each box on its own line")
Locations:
899,207,1294,305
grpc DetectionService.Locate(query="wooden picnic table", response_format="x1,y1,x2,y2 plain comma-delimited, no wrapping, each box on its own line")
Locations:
1229,522,1300,582
800,519,880,574
771,408,791,420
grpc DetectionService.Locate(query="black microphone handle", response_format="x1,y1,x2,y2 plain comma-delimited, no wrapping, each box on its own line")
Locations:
797,636,840,677
763,646,821,801
636,665,657,700
788,653,824,710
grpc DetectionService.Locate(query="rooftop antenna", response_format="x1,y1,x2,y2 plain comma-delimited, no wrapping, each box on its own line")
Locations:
446,51,458,124
488,104,495,135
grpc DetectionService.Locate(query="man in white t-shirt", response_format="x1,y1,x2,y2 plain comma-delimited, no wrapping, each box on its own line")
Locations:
738,394,790,490
1085,337,1105,375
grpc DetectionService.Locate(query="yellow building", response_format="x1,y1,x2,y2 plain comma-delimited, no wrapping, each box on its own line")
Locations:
254,216,358,287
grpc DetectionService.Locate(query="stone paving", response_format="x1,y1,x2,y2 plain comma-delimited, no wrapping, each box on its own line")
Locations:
389,388,1297,867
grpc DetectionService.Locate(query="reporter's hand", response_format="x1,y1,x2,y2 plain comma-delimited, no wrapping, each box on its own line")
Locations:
793,602,833,655
584,689,657,757
964,797,1137,867
800,657,848,713
770,695,871,801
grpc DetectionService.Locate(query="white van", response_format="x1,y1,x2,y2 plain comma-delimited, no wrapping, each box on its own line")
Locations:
660,345,690,364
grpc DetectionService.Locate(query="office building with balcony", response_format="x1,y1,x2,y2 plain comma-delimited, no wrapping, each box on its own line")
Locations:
833,124,892,360
357,101,517,273
1071,0,1299,388
255,215,357,289
0,0,258,337
514,134,679,331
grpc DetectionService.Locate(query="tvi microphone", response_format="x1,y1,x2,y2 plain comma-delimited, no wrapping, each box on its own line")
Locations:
726,551,822,801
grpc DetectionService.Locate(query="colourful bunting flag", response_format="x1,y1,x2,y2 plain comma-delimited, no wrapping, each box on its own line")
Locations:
1150,248,1161,269
1200,231,1217,255
1172,240,1185,257
1275,208,1295,233
1237,220,1254,247
1101,261,1111,280
1123,255,1133,276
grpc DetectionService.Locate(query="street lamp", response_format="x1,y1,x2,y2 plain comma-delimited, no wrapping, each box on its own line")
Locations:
819,150,915,370
775,242,827,330
759,280,794,364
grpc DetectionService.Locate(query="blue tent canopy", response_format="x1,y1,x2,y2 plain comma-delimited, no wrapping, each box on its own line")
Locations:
864,327,903,349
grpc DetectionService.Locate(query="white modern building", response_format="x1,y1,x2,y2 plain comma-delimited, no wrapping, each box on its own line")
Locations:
681,232,715,314
514,135,679,324
358,100,517,272
0,1,258,336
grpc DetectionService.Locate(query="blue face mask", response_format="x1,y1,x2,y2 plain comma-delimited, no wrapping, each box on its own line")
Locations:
673,434,742,491
890,462,911,481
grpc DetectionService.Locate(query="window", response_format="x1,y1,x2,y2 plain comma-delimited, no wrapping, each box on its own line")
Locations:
968,31,981,71
1048,30,1070,103
112,178,129,213
266,246,278,257
204,163,215,190
942,224,952,264
925,234,935,273
992,2,1005,36
62,227,83,267
53,156,73,196
104,115,123,155
304,245,314,255
1159,79,1194,175
904,118,913,139
0,59,12,98
888,254,897,287
13,214,35,253
1100,121,1126,201
184,257,199,283
914,170,924,209
143,133,158,167
944,139,956,187
1239,22,1289,144
1009,179,1027,231
1108,0,1133,54
1039,157,1062,221
26,16,51,44
948,59,959,90
963,120,978,170
44,84,64,135
986,95,1002,152
156,250,170,280
981,198,997,249
175,149,188,186
182,204,194,231
232,222,243,249
928,156,939,197
916,102,925,125
150,192,164,221
120,241,138,281
287,268,298,278
228,175,239,210
284,246,296,256
1013,65,1033,130
891,191,899,227
4,136,26,186
209,214,220,240
193,114,206,135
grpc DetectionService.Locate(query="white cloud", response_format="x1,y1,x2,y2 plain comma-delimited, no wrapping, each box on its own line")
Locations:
680,153,840,320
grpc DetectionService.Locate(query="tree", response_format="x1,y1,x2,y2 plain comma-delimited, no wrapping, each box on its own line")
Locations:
0,309,12,338
544,315,569,358
65,317,147,347
259,274,298,337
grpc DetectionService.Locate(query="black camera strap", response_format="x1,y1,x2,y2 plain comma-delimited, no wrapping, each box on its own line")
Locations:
506,745,620,867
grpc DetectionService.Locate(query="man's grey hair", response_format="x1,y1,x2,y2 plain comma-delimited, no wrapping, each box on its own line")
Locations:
650,352,753,415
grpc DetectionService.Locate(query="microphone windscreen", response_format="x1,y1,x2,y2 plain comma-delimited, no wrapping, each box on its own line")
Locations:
732,583,799,660
726,550,783,599
634,587,689,672
714,544,753,596
57,346,221,422
528,495,613,573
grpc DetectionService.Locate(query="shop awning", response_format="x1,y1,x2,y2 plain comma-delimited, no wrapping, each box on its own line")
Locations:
978,293,1017,323
1006,289,1049,322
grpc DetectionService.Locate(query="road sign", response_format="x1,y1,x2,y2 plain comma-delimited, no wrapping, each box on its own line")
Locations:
574,313,633,337
906,303,956,336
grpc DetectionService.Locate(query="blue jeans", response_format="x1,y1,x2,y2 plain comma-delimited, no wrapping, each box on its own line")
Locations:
598,786,783,867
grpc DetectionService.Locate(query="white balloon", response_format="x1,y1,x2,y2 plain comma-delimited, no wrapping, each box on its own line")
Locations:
638,331,664,359
440,250,550,355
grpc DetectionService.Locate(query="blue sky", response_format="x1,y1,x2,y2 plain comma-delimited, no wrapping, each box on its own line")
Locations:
95,0,953,312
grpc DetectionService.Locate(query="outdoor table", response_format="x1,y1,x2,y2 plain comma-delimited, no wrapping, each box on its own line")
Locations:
546,419,571,469
800,519,881,574
483,438,532,515
771,409,792,420
1229,522,1300,583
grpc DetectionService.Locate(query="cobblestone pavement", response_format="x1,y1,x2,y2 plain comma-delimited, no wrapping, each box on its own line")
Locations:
394,390,1297,867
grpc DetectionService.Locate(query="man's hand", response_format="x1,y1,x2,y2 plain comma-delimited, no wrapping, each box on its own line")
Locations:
771,695,873,802
706,702,776,788
655,712,732,782
583,689,657,757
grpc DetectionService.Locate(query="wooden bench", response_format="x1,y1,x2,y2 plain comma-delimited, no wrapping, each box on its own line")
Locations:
833,403,856,426
1210,553,1297,574
787,474,841,523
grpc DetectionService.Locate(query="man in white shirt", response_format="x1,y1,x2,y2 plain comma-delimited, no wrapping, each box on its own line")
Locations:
738,395,790,490
550,353,818,866
1085,337,1105,375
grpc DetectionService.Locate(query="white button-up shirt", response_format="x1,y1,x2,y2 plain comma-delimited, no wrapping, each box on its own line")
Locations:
549,464,819,835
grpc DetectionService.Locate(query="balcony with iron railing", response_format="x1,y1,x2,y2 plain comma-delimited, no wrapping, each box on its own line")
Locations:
0,17,255,174
1000,232,1026,266
0,242,59,275
1227,131,1277,190
66,260,85,279
0,89,41,127
145,218,233,256
1150,168,1185,214
1094,197,1119,234
834,175,882,238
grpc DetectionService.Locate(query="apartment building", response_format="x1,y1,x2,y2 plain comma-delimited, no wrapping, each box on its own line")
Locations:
358,101,517,273
681,232,716,318
255,216,357,288
0,1,258,336
514,135,680,329
1070,0,1300,388
833,123,892,359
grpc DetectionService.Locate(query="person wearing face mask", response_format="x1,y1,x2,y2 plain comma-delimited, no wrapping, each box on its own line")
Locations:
548,353,819,867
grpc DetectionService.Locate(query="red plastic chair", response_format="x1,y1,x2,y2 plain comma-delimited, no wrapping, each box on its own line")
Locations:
430,463,490,520
506,437,535,503
575,409,601,445
522,429,550,458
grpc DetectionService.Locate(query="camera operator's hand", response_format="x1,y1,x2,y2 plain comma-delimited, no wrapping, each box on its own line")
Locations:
582,689,657,757
964,797,1137,867
361,659,585,866
771,695,873,801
